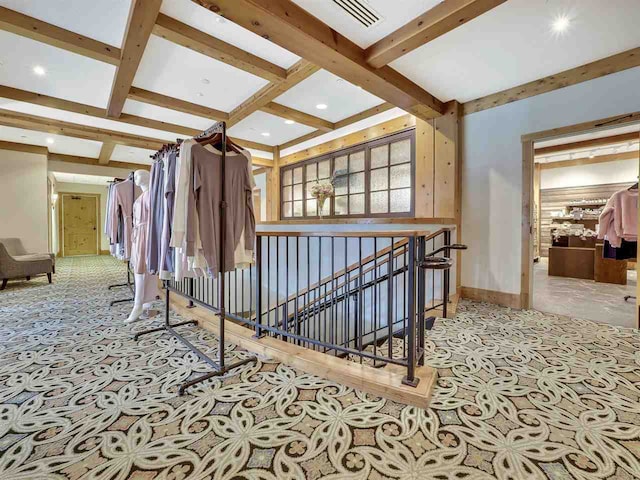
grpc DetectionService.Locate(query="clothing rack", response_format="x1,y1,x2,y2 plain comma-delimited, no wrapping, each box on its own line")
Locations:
108,173,136,306
134,121,257,395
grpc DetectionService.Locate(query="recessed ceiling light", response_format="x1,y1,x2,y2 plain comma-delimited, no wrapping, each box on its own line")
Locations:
202,78,210,85
261,132,270,137
589,151,595,158
284,119,295,125
33,65,46,76
316,104,328,110
197,92,204,97
46,137,54,144
551,15,570,33
215,15,226,24
20,135,27,139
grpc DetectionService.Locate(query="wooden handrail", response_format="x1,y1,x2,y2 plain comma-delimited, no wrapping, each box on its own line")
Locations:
257,229,432,238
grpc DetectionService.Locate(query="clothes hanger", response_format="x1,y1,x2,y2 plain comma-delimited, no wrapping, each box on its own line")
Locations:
196,131,242,154
629,176,638,191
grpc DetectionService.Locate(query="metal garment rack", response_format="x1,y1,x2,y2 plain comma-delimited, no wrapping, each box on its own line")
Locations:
134,121,257,395
108,174,136,306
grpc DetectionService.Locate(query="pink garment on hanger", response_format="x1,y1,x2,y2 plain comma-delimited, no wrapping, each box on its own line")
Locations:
598,189,638,248
130,190,159,303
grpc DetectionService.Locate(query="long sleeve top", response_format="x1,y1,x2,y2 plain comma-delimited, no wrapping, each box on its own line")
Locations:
598,188,638,248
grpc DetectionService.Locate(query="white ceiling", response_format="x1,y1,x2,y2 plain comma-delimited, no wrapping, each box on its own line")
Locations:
0,0,131,48
0,125,102,157
391,0,640,102
291,0,441,49
0,31,116,108
111,144,156,165
229,110,315,146
274,69,383,123
134,35,270,113
53,172,115,185
123,99,214,133
161,0,300,69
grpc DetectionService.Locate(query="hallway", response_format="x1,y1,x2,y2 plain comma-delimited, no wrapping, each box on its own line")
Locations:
1,257,639,479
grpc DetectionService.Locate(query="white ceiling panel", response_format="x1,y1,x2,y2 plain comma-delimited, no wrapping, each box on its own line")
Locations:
53,172,115,185
123,99,214,133
0,0,131,48
280,106,407,157
274,69,383,123
0,32,116,108
391,0,640,103
0,125,102,157
160,0,300,69
291,0,440,49
134,35,269,113
0,98,182,142
110,144,156,165
229,111,315,147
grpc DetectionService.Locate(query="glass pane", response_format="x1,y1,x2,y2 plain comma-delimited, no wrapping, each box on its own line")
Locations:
349,172,364,194
318,160,331,179
334,173,348,196
334,195,347,215
370,167,388,191
306,163,317,181
293,167,303,183
371,191,388,214
307,199,317,216
293,184,303,200
305,182,315,199
390,139,411,165
293,200,303,217
283,201,292,217
390,164,411,189
283,169,292,185
334,155,348,175
390,188,411,213
349,150,365,172
283,186,292,202
349,194,365,214
371,145,388,169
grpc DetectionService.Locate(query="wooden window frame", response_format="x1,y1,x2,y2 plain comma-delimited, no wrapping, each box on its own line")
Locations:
280,129,416,220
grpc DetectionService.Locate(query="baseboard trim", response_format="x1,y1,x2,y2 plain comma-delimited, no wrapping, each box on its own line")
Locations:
460,286,522,309
100,250,110,255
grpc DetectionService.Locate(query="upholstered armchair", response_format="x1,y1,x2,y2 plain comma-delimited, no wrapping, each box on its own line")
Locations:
0,238,54,290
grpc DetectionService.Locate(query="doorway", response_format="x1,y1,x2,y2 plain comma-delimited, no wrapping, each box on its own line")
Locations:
522,113,640,328
59,193,100,256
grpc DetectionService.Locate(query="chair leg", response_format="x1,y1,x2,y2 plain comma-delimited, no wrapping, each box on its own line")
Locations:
47,273,52,284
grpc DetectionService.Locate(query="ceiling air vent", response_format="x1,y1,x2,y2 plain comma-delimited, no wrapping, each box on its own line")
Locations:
332,0,382,28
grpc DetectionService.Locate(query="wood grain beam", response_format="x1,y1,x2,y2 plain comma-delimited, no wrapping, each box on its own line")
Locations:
534,131,639,156
0,140,48,155
366,0,506,68
227,59,320,127
98,142,116,165
127,86,228,121
463,47,640,115
0,109,164,150
196,0,444,121
49,152,150,171
251,156,274,167
0,6,121,65
261,102,334,132
539,150,639,169
107,0,162,117
153,13,286,82
278,102,395,151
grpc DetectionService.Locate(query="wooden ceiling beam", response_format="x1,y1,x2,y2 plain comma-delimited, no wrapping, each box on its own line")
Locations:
153,13,287,82
365,0,506,68
535,132,639,156
0,109,164,150
98,142,116,165
227,59,320,127
49,152,150,171
0,140,48,155
0,6,121,65
127,86,228,121
196,0,444,121
107,0,162,118
261,102,334,132
539,150,639,170
463,47,640,116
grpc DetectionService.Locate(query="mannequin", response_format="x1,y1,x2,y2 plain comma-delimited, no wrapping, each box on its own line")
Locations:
125,170,160,324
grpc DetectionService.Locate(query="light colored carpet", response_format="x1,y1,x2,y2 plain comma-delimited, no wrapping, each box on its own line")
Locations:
0,256,639,479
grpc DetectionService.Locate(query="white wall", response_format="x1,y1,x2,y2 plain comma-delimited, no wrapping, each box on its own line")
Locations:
462,66,640,295
0,149,49,253
540,158,638,190
55,182,110,252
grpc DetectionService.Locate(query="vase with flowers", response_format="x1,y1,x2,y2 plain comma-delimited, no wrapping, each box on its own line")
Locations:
309,178,334,219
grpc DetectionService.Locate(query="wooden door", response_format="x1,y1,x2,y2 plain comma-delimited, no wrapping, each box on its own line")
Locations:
62,194,98,256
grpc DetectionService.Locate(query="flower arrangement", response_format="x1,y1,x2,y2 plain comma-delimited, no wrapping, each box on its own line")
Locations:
309,178,334,218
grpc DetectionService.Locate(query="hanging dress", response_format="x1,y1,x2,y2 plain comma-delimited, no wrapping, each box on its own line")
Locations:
130,189,159,304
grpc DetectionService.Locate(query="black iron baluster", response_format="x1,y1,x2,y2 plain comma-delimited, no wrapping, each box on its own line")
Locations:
417,235,426,366
403,236,418,387
387,237,394,360
443,229,451,319
255,235,263,338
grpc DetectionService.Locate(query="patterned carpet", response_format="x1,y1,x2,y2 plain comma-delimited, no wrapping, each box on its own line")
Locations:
1,256,639,480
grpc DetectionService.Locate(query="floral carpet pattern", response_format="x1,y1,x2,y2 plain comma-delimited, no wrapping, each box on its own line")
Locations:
0,256,639,480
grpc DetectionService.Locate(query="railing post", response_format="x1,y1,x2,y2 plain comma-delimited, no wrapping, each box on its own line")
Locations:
187,277,195,308
403,235,419,387
254,235,263,338
417,235,426,366
443,229,451,319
